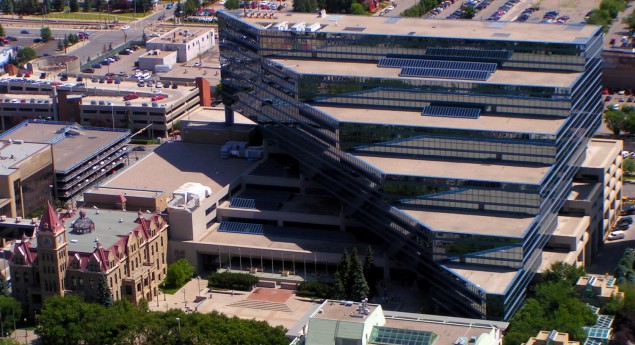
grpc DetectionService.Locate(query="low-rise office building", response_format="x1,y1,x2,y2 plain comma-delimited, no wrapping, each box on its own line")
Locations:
0,120,130,201
9,203,169,315
0,77,203,138
292,299,507,345
146,28,215,63
0,138,53,218
138,49,178,72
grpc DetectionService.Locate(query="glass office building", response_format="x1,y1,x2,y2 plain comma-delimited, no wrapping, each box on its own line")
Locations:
218,11,604,320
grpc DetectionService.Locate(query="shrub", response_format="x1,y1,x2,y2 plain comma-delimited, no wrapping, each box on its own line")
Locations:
207,272,259,291
296,281,334,299
164,259,195,289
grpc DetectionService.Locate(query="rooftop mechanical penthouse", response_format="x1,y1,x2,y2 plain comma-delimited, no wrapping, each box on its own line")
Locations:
217,11,604,321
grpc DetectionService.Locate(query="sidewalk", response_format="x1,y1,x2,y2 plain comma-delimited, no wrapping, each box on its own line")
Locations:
149,279,317,330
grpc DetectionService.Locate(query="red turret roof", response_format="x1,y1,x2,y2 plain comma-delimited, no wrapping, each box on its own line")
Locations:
38,202,64,233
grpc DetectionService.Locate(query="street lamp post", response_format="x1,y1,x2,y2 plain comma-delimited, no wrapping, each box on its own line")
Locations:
175,317,181,338
182,289,187,309
23,318,26,345
196,276,201,295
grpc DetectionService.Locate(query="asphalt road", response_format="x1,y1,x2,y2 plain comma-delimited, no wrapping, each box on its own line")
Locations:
587,183,635,275
2,9,166,63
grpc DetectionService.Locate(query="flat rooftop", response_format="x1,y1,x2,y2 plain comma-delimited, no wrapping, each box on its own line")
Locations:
141,50,177,58
398,207,535,237
354,154,549,184
443,264,519,294
271,59,580,87
0,140,49,175
187,106,256,125
552,215,589,239
315,105,564,135
225,11,600,44
103,141,256,195
148,27,213,44
568,182,596,201
582,138,622,168
31,208,141,253
384,314,504,344
197,229,357,255
312,301,378,322
0,122,128,173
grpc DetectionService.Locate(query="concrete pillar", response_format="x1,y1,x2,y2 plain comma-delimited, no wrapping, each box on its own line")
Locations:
225,107,234,126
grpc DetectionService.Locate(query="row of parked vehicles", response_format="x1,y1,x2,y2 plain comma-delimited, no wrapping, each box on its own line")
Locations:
608,216,632,240
486,0,522,21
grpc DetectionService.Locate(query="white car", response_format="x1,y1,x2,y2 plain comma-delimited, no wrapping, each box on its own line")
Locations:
220,0,226,4
149,32,160,37
385,5,394,11
121,25,131,30
194,61,202,67
156,82,163,88
608,231,625,240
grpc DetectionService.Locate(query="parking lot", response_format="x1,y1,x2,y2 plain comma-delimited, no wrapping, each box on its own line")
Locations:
429,0,599,24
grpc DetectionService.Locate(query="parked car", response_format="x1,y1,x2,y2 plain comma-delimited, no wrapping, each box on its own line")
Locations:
608,231,625,240
123,93,139,101
621,216,633,223
91,63,102,69
33,38,43,43
20,30,30,34
81,68,95,73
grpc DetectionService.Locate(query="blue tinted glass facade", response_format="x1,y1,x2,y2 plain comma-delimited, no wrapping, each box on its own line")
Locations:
218,11,604,321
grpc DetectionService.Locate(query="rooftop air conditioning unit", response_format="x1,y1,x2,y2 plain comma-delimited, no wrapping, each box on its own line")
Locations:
0,216,6,221
15,217,22,223
31,218,38,224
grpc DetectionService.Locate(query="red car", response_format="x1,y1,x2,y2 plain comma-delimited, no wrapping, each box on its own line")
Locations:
602,88,609,95
106,78,114,84
123,93,139,101
151,95,166,101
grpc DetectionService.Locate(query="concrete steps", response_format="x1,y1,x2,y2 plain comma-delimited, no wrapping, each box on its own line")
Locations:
227,298,300,313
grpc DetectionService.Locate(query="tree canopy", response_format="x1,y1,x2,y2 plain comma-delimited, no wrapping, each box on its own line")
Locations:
36,296,289,345
40,27,52,42
504,262,594,345
164,258,195,289
0,24,5,38
225,0,240,9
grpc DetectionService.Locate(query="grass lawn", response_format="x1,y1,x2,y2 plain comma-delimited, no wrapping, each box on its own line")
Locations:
42,8,152,21
159,285,180,294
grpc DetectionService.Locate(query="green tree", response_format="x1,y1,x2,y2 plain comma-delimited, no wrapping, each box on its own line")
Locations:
293,0,318,12
15,47,37,64
0,23,5,38
0,296,21,337
625,158,635,175
337,249,351,297
43,0,51,13
333,275,346,300
51,0,63,11
69,0,79,12
542,262,586,286
460,5,476,18
82,0,90,11
165,258,195,289
225,0,239,9
604,109,626,135
0,276,8,297
504,280,595,345
40,26,52,42
628,10,635,33
97,275,114,307
183,0,198,15
348,247,369,300
349,2,364,14
174,1,182,17
363,245,378,298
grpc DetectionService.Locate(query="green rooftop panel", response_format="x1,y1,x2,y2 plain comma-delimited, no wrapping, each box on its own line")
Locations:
369,326,438,345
